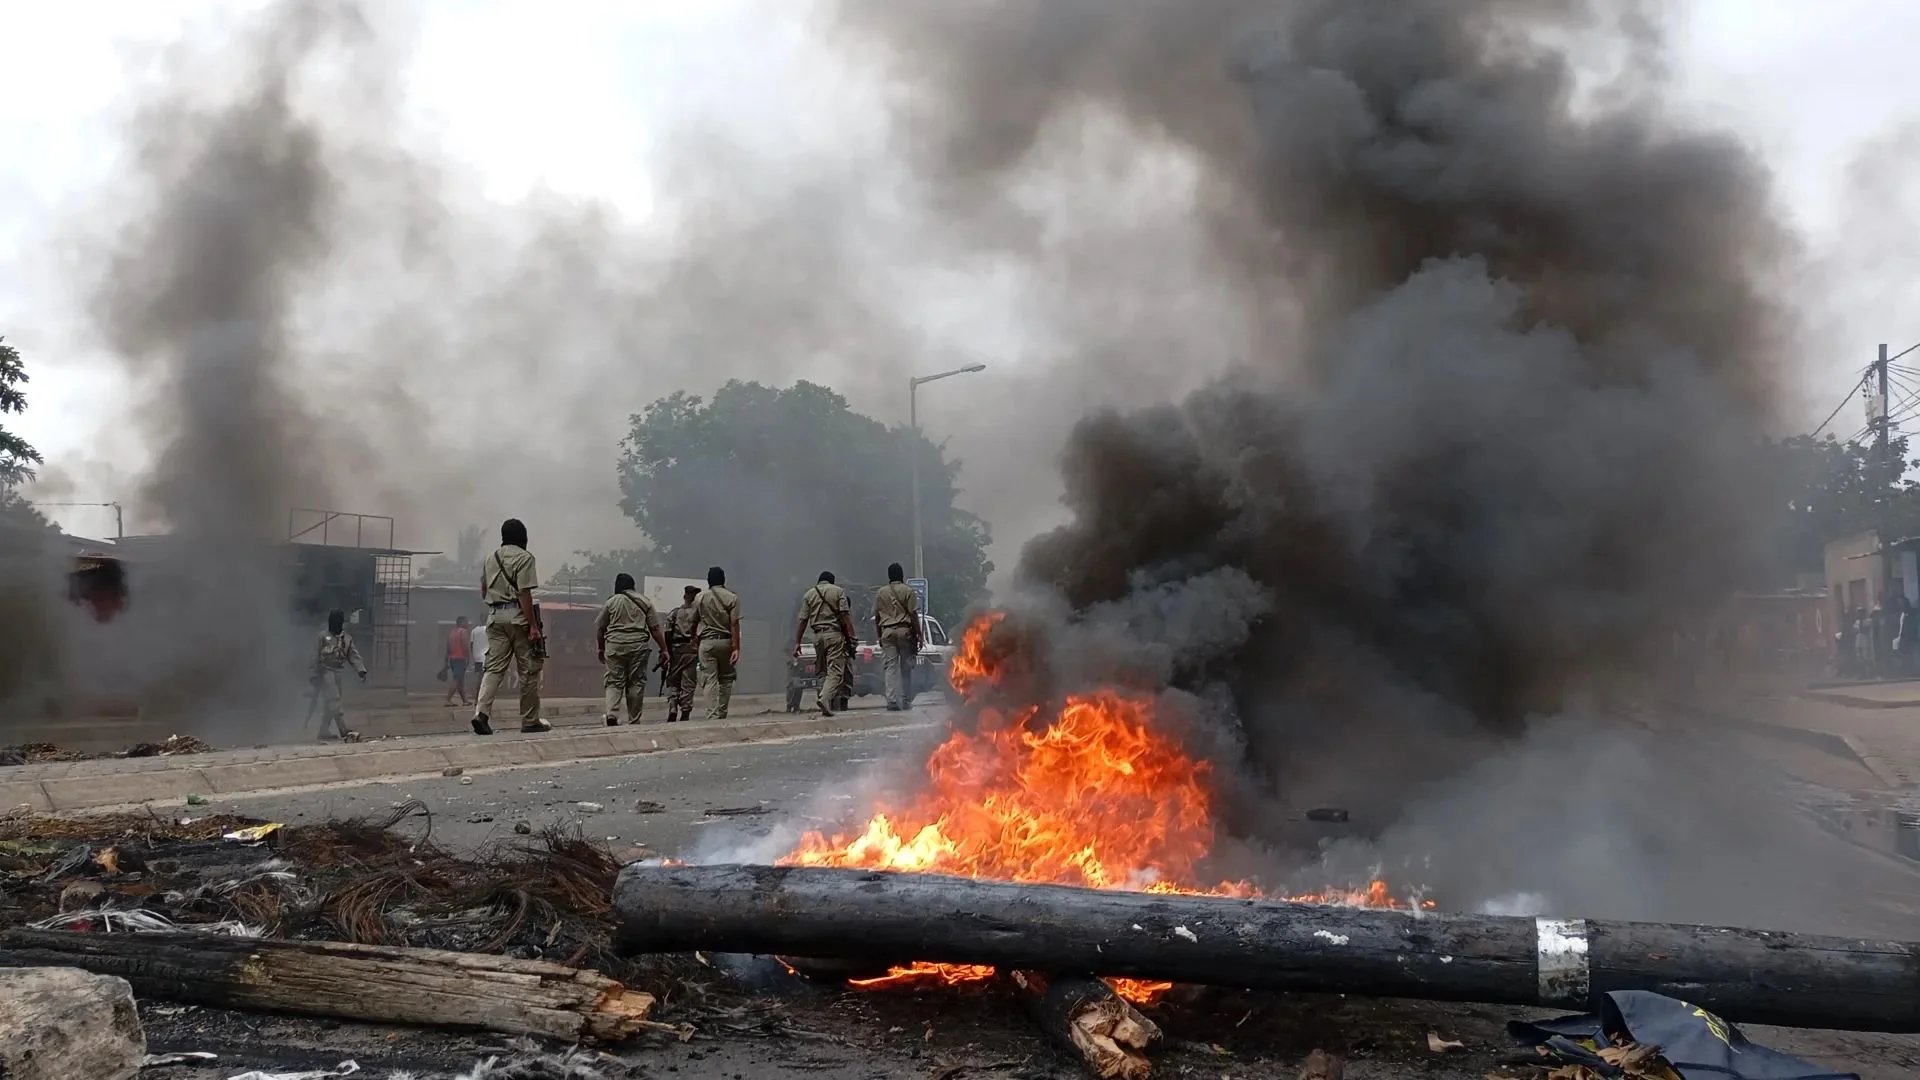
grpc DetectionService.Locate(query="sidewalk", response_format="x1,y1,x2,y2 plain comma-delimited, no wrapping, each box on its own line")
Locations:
1673,691,1920,790
0,704,927,815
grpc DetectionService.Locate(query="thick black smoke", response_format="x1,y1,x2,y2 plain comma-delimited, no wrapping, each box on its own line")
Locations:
833,0,1865,921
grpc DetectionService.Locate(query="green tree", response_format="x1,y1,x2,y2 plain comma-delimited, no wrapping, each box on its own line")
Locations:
0,337,44,488
545,547,660,597
1756,432,1920,582
617,380,992,627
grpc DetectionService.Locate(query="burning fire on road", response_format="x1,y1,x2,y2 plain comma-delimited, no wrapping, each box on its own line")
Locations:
780,613,1432,1003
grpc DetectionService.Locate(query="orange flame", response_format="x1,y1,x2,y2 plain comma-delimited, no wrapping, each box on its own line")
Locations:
782,612,1427,1004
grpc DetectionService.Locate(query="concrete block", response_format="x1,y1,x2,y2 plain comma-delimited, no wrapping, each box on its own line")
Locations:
200,756,347,795
41,769,213,812
0,967,146,1080
0,779,52,813
329,747,457,783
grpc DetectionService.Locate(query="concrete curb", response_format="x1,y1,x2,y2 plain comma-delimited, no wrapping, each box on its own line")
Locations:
0,711,925,814
1797,689,1920,710
1661,699,1907,790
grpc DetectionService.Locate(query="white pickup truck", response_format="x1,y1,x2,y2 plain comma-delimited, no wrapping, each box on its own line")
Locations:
788,613,957,711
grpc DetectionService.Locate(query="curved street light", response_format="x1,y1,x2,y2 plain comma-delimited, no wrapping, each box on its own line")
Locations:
910,364,988,581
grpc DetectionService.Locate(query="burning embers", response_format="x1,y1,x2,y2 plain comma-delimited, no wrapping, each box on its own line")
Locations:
780,613,1425,1003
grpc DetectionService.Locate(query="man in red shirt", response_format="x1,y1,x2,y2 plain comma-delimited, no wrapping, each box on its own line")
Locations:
445,615,473,707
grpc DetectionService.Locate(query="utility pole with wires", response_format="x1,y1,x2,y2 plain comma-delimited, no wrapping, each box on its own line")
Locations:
1877,342,1892,488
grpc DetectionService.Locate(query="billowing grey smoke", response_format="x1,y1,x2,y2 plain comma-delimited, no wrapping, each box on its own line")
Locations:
826,1,1896,926
53,2,373,732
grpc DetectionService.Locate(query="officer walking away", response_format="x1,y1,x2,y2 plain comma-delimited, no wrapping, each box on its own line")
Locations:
662,584,701,723
597,573,666,726
696,566,742,720
873,563,922,711
473,518,552,736
313,608,368,741
794,571,856,717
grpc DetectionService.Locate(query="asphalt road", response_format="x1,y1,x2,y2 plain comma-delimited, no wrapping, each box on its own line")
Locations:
210,706,950,858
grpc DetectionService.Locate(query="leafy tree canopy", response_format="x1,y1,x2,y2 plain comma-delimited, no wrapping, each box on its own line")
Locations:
617,380,992,626
546,547,660,594
0,337,44,490
1756,431,1920,584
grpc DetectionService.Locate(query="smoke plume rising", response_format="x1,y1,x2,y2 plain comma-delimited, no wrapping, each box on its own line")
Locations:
821,0,1913,925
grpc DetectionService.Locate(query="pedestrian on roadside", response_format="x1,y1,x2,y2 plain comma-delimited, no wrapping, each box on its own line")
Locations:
596,572,666,726
794,571,856,717
872,563,921,711
468,617,488,700
473,518,552,736
662,585,701,723
696,566,742,720
313,608,368,742
444,615,473,707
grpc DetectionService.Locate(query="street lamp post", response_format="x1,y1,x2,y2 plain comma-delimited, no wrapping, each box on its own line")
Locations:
910,364,987,581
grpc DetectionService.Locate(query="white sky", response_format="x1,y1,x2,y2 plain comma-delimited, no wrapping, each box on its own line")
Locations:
3,1,1919,544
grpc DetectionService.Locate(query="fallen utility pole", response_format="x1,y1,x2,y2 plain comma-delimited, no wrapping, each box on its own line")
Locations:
1,930,659,1043
612,864,1920,1032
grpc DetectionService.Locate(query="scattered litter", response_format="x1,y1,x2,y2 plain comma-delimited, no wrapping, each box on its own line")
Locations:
35,843,93,883
634,800,665,814
512,821,533,835
226,1061,360,1080
142,1051,218,1066
1172,925,1198,943
576,802,605,814
442,767,465,777
467,814,495,825
223,824,284,843
185,793,208,806
1512,990,1857,1080
1426,1032,1464,1054
1313,930,1350,946
703,805,773,818
29,908,264,937
460,776,474,786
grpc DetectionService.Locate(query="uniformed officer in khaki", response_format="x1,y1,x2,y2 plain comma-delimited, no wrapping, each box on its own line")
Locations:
695,566,742,720
473,518,552,735
873,562,922,711
313,608,368,741
596,572,666,726
661,585,701,723
793,570,856,717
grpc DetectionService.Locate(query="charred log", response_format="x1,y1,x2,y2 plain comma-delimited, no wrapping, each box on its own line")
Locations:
612,864,1920,1032
0,930,657,1043
1012,972,1160,1080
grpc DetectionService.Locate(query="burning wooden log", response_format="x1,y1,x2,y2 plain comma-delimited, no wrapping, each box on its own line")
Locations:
1011,972,1160,1080
612,863,1920,1032
0,930,659,1043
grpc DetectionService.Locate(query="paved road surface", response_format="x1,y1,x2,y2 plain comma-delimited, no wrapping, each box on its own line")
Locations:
211,712,949,856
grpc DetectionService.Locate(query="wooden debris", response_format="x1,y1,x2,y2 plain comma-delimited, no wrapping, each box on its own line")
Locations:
0,930,657,1044
1012,972,1160,1080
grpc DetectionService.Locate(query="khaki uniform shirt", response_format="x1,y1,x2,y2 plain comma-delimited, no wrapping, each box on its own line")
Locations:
595,590,660,650
666,603,699,647
874,581,919,631
801,582,851,635
315,631,366,675
696,585,741,641
482,545,538,610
